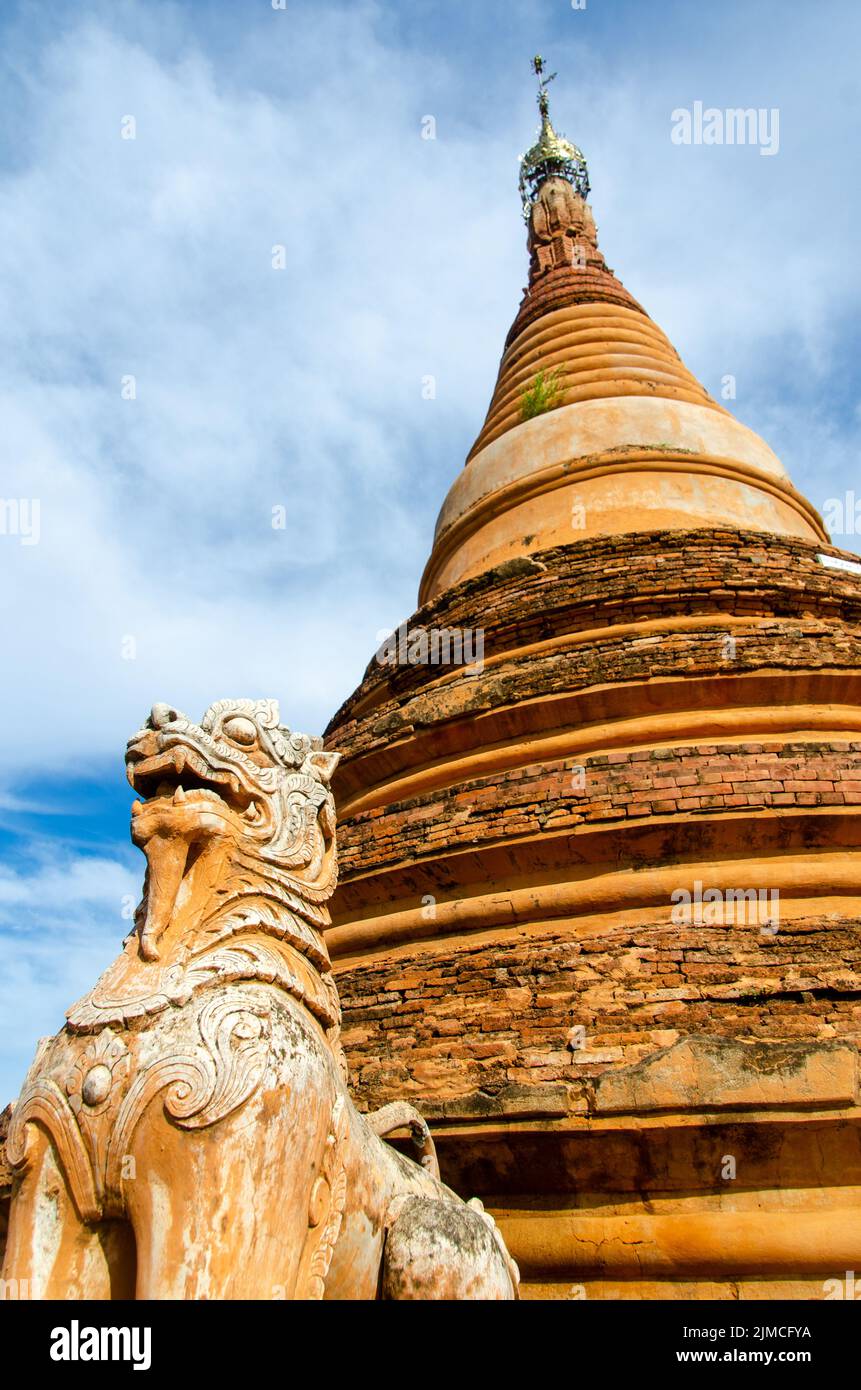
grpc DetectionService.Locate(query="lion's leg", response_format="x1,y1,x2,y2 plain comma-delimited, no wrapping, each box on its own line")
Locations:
382,1195,519,1301
126,1059,339,1299
3,1128,134,1299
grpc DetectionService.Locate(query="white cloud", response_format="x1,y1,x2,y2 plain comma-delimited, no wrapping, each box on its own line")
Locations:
0,3,859,780
0,6,517,775
0,853,134,912
0,847,139,1100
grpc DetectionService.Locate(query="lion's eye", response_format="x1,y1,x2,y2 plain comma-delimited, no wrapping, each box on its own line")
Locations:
222,716,257,746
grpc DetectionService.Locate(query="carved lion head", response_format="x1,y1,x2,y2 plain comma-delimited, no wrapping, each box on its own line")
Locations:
125,700,339,961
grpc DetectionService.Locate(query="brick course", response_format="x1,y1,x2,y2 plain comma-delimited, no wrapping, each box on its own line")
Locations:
338,742,861,875
338,918,861,1116
327,529,861,761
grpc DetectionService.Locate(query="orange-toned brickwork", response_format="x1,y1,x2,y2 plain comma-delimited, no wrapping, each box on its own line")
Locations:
339,917,861,1117
322,76,861,1295
337,742,861,877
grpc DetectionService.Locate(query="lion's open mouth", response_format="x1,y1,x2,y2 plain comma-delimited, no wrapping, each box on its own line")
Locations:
127,745,264,825
125,742,270,962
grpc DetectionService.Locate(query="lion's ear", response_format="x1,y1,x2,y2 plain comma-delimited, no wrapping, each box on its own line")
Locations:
308,750,340,784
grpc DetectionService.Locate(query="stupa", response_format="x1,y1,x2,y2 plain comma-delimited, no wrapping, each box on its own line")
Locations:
323,59,861,1299
3,59,861,1303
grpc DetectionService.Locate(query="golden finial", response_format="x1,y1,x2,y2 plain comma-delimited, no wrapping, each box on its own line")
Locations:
519,56,590,220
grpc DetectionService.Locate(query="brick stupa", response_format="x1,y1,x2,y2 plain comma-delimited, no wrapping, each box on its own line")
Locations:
324,64,861,1299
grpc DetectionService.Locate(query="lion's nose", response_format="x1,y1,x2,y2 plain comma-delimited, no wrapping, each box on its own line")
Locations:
149,703,181,730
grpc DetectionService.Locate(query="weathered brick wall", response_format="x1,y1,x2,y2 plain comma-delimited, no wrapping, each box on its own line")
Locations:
327,529,861,761
326,530,861,1121
339,917,861,1117
339,741,861,875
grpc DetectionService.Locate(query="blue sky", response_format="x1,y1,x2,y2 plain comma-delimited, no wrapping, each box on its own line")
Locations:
1,0,860,1102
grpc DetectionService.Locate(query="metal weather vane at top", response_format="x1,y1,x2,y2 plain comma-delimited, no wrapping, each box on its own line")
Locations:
532,55,557,118
518,55,591,219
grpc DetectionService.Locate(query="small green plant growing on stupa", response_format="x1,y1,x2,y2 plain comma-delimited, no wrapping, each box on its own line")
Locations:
520,366,563,421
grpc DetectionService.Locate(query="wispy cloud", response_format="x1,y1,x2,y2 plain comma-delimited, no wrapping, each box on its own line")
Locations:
0,845,138,1099
0,1,859,777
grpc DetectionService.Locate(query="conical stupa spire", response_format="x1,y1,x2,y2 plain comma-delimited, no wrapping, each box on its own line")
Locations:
419,61,825,602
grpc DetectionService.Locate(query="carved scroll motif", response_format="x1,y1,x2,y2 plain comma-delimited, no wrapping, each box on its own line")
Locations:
103,993,271,1202
67,926,337,1036
7,1077,101,1223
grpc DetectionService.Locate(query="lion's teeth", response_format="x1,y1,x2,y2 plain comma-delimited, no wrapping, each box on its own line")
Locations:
131,800,142,816
174,786,186,804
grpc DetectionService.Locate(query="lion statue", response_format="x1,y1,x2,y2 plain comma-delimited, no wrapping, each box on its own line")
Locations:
2,700,519,1300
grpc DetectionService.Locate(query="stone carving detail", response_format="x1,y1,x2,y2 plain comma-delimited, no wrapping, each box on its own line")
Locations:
66,1030,130,1116
528,174,603,279
7,1071,101,1224
294,1095,349,1300
2,699,519,1300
